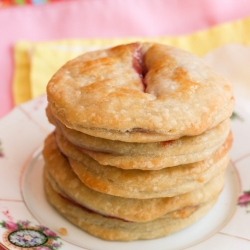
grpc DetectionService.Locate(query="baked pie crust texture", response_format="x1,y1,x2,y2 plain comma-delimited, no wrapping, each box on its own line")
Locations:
43,42,234,241
47,42,234,142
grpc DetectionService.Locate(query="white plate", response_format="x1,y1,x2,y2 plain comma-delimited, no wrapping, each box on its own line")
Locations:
1,43,250,249
0,94,250,250
21,149,239,250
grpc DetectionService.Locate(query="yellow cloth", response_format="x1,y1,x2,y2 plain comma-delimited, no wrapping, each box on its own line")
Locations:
13,16,250,105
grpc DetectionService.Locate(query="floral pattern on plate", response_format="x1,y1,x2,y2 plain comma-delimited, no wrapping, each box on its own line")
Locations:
231,111,244,122
238,191,250,212
0,220,62,250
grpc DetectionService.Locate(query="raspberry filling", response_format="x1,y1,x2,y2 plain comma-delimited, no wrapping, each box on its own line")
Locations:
132,45,147,91
162,140,174,147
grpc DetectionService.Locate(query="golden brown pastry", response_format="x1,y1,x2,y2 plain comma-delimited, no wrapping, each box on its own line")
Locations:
53,117,230,170
43,133,225,222
44,131,232,199
43,42,234,242
45,177,219,241
47,43,234,142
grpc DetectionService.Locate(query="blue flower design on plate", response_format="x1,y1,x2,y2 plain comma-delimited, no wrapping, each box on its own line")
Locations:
8,229,48,247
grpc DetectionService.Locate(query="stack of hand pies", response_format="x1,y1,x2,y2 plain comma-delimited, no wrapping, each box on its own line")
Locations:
43,43,234,241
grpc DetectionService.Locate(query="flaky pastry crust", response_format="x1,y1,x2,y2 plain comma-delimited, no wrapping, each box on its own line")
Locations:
47,97,231,169
54,119,230,170
45,177,218,241
42,133,224,222
47,43,234,142
46,131,232,199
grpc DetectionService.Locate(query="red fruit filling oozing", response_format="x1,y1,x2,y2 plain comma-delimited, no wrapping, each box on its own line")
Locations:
132,44,147,91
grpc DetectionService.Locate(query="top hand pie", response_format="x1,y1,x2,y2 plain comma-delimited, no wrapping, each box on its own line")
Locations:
47,42,234,142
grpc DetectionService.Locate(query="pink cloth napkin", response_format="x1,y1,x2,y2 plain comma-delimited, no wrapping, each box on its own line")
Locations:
1,0,250,118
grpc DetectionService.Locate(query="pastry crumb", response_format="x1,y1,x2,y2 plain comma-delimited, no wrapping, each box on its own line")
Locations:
59,227,68,236
197,176,204,183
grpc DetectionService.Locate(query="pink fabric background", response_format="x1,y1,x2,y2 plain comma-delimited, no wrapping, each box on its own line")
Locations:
1,0,250,118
